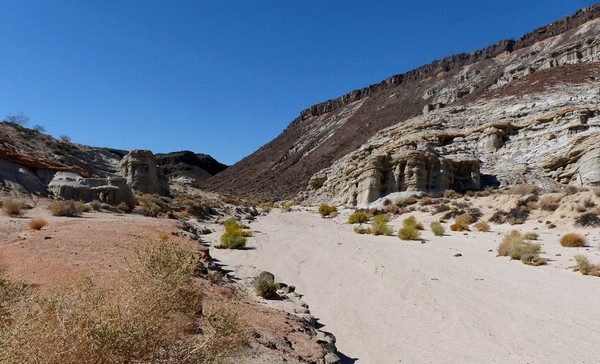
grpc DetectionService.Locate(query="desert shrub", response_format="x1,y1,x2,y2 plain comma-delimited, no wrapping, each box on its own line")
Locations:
430,222,445,236
566,185,579,195
254,272,277,299
508,184,540,195
90,200,103,211
2,198,22,217
538,195,562,211
354,226,372,234
497,230,523,256
28,218,47,230
371,214,393,236
575,212,600,227
398,225,421,240
473,221,490,232
573,255,600,276
220,219,249,249
455,213,473,225
419,196,435,206
444,190,461,199
524,232,539,240
137,194,167,217
386,204,399,214
397,196,418,207
348,210,369,224
583,198,596,208
432,203,451,215
520,253,547,266
49,200,84,217
116,201,131,212
508,242,541,260
560,233,586,247
0,239,245,363
402,215,424,230
450,222,469,231
318,204,337,217
282,202,292,212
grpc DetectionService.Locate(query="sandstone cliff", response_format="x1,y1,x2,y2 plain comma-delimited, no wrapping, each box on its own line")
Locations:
202,4,600,202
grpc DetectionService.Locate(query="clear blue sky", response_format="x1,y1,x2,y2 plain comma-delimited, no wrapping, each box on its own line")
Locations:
0,1,596,165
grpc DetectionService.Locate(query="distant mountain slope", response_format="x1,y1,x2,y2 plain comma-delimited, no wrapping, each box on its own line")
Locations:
201,4,600,201
156,151,228,185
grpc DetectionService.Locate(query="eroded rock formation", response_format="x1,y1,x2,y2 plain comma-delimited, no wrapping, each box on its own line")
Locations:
119,150,170,196
48,172,135,206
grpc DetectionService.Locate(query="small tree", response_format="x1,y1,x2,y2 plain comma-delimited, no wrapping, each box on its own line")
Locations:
32,124,46,133
4,112,29,126
59,134,72,143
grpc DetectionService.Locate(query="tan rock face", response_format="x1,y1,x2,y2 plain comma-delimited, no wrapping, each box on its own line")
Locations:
118,150,170,196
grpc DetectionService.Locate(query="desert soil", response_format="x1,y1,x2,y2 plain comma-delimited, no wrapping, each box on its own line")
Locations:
211,206,600,363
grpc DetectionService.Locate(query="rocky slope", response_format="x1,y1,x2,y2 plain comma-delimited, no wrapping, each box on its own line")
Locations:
202,4,600,202
156,151,228,186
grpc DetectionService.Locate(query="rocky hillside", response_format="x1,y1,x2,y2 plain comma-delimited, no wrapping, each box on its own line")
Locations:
202,4,600,201
156,151,227,186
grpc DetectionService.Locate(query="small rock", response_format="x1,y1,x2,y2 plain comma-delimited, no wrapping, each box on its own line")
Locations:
548,224,557,229
324,353,341,364
294,307,310,315
44,236,52,240
454,253,462,257
556,253,562,256
488,249,493,252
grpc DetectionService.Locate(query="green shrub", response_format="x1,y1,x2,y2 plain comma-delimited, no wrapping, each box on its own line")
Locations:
282,202,292,212
398,225,421,240
348,210,369,224
560,233,586,247
254,272,277,299
402,215,424,230
49,200,84,217
430,222,445,236
318,204,337,217
371,215,393,236
219,219,250,249
524,232,539,240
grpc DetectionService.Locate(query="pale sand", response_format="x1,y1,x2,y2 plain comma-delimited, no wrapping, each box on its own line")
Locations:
212,207,600,363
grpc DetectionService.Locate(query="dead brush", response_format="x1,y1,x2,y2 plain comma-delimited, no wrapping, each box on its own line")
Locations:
0,238,247,363
2,198,23,217
28,218,47,230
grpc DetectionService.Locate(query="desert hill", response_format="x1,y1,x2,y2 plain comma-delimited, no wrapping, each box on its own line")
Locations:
202,4,600,202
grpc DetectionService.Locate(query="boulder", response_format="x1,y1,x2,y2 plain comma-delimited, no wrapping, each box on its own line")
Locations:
48,172,135,206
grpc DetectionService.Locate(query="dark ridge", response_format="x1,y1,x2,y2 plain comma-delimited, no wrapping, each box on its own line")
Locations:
296,3,600,122
156,151,228,184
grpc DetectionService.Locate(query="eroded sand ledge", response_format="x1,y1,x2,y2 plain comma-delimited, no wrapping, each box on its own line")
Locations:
212,208,600,363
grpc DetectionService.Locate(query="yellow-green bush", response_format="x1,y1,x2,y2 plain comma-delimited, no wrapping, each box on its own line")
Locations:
430,222,445,236
348,210,369,224
524,232,539,240
220,219,250,249
318,204,337,217
398,225,421,240
371,214,393,236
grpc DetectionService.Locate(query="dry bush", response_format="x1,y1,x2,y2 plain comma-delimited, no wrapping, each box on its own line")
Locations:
444,190,461,199
473,221,490,232
508,242,541,260
490,196,535,225
450,222,469,231
497,230,523,256
281,202,292,212
371,214,393,236
565,185,579,195
524,232,539,240
28,218,47,230
508,184,540,195
397,196,418,207
386,204,399,214
2,198,22,217
49,200,85,217
573,255,600,276
137,194,168,217
0,239,246,363
432,203,451,215
560,233,586,247
430,222,445,236
348,210,369,224
575,212,600,227
318,204,337,217
455,213,473,225
538,195,562,211
354,226,371,234
419,196,435,206
116,201,131,213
